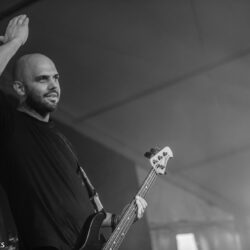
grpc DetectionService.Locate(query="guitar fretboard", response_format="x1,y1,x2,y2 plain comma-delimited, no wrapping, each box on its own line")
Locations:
102,168,158,250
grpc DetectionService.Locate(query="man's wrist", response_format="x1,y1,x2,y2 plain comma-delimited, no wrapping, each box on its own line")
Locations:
111,214,119,231
9,38,23,47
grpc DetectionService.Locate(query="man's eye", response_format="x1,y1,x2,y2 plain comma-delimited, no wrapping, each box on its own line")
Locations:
38,76,48,82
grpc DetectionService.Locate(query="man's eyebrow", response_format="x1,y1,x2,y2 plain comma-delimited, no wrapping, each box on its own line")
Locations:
34,74,59,80
34,75,50,80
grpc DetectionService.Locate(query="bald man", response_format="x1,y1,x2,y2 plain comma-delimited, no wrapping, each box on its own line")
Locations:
0,16,147,250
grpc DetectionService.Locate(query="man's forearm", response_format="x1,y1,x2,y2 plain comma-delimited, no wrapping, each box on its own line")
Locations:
0,39,22,77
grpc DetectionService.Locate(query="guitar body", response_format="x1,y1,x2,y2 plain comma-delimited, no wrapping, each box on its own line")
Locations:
74,212,106,250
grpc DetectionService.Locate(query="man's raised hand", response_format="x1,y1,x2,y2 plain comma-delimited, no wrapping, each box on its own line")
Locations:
0,15,29,46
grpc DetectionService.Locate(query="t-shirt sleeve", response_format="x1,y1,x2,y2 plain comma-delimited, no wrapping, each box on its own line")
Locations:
0,90,15,139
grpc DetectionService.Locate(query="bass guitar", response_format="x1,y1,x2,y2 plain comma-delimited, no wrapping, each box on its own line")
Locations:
74,146,173,250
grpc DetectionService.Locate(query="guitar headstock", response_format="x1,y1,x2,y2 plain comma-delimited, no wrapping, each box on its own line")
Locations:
144,146,173,175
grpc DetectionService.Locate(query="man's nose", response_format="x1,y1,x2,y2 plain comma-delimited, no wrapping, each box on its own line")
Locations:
48,77,58,90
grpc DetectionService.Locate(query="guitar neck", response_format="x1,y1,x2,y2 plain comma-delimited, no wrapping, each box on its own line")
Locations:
137,168,158,198
102,168,158,250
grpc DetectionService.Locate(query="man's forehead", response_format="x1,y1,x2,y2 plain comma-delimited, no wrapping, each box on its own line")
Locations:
26,57,58,76
14,54,58,82
32,63,58,76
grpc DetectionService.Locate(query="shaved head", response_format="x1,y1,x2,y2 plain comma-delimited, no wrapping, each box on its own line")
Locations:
14,53,56,82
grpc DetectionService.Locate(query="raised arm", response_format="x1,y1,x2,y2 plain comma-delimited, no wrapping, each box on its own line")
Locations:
0,15,29,77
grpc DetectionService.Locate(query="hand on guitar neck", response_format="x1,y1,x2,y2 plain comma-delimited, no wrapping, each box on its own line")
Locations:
101,195,147,228
135,195,147,219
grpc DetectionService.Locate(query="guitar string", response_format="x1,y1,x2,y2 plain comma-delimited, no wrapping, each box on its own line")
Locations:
105,154,171,249
103,171,156,249
103,169,157,249
110,171,157,249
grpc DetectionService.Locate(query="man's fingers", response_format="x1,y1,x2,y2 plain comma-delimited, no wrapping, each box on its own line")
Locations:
23,17,29,25
8,15,26,29
17,15,27,25
135,196,147,219
138,206,143,219
6,16,18,34
7,17,15,28
10,16,18,26
136,196,147,208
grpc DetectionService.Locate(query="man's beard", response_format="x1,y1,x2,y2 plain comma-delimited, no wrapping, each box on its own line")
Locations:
25,91,59,117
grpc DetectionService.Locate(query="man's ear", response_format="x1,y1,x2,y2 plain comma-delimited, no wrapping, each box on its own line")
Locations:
13,81,26,97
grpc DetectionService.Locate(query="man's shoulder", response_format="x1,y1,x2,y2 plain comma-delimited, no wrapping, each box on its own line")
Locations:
0,89,18,108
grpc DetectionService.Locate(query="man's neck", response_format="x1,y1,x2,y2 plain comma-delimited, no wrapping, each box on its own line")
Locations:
17,105,50,122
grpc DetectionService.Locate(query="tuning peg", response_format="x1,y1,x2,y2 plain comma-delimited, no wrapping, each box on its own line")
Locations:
144,151,152,159
150,147,160,155
144,147,161,159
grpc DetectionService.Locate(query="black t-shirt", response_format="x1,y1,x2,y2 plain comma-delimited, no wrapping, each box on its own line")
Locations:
0,91,94,250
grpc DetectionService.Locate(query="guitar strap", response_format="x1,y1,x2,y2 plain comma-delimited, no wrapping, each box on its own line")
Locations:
77,164,105,213
56,130,105,213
